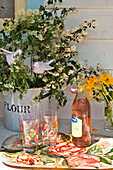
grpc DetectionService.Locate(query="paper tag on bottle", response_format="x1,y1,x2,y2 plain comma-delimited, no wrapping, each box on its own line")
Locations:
72,116,82,137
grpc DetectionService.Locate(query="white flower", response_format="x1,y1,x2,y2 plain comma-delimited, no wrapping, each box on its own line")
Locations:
15,66,20,72
30,19,35,24
45,87,50,91
91,21,99,28
68,70,74,75
63,73,68,80
53,72,59,76
65,53,70,57
65,48,71,52
29,30,37,36
46,44,50,49
76,59,80,65
59,67,63,72
17,9,25,16
33,9,39,15
66,30,73,37
43,77,48,82
47,84,51,88
44,27,47,33
81,30,88,36
47,71,53,74
27,9,33,16
40,11,44,15
50,81,55,84
71,27,77,33
76,36,83,42
59,79,64,82
52,85,56,89
4,83,13,88
86,19,92,24
37,34,43,41
54,44,61,48
9,67,13,72
80,22,88,28
71,45,76,52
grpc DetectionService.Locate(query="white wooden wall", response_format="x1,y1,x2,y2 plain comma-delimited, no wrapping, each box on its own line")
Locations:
0,0,113,119
45,0,113,120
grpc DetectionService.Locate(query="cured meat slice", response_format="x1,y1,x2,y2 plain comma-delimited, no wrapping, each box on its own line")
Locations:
49,142,85,157
16,153,40,165
66,153,101,167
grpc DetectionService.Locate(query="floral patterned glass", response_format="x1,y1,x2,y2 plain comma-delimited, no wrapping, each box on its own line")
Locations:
19,113,39,153
40,109,59,146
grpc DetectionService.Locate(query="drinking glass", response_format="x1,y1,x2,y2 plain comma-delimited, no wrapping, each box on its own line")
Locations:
19,113,39,153
40,109,59,146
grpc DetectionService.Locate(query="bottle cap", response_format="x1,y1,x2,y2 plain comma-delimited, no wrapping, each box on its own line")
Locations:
71,87,77,94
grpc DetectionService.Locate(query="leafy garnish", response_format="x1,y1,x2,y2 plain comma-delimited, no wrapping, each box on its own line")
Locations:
5,151,22,156
40,155,55,163
40,147,56,158
104,155,113,160
97,156,112,165
86,144,102,155
105,148,113,155
62,158,68,167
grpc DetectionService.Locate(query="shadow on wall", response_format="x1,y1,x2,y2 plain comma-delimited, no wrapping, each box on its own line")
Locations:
0,93,4,117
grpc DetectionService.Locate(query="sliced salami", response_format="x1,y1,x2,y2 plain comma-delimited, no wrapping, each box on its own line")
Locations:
66,153,101,167
49,142,85,157
16,153,40,165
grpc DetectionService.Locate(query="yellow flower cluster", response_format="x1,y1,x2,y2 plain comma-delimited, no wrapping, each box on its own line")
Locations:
85,74,113,101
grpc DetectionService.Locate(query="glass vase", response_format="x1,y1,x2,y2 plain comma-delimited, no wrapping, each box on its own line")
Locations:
104,101,113,131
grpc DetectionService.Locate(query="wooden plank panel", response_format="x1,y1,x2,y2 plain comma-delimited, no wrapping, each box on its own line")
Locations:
15,0,26,13
44,9,113,39
49,84,105,120
62,10,113,39
49,98,73,119
49,97,104,120
45,0,113,9
75,40,113,69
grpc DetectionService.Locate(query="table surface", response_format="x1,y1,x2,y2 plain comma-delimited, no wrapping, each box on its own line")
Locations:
0,118,113,170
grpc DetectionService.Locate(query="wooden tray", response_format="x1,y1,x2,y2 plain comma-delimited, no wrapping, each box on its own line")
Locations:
1,152,113,170
1,134,113,169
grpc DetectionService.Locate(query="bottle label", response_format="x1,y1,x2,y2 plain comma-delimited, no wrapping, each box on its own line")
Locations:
72,116,82,137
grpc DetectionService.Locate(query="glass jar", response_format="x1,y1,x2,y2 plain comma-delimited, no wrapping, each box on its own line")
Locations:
104,101,113,131
72,89,91,147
